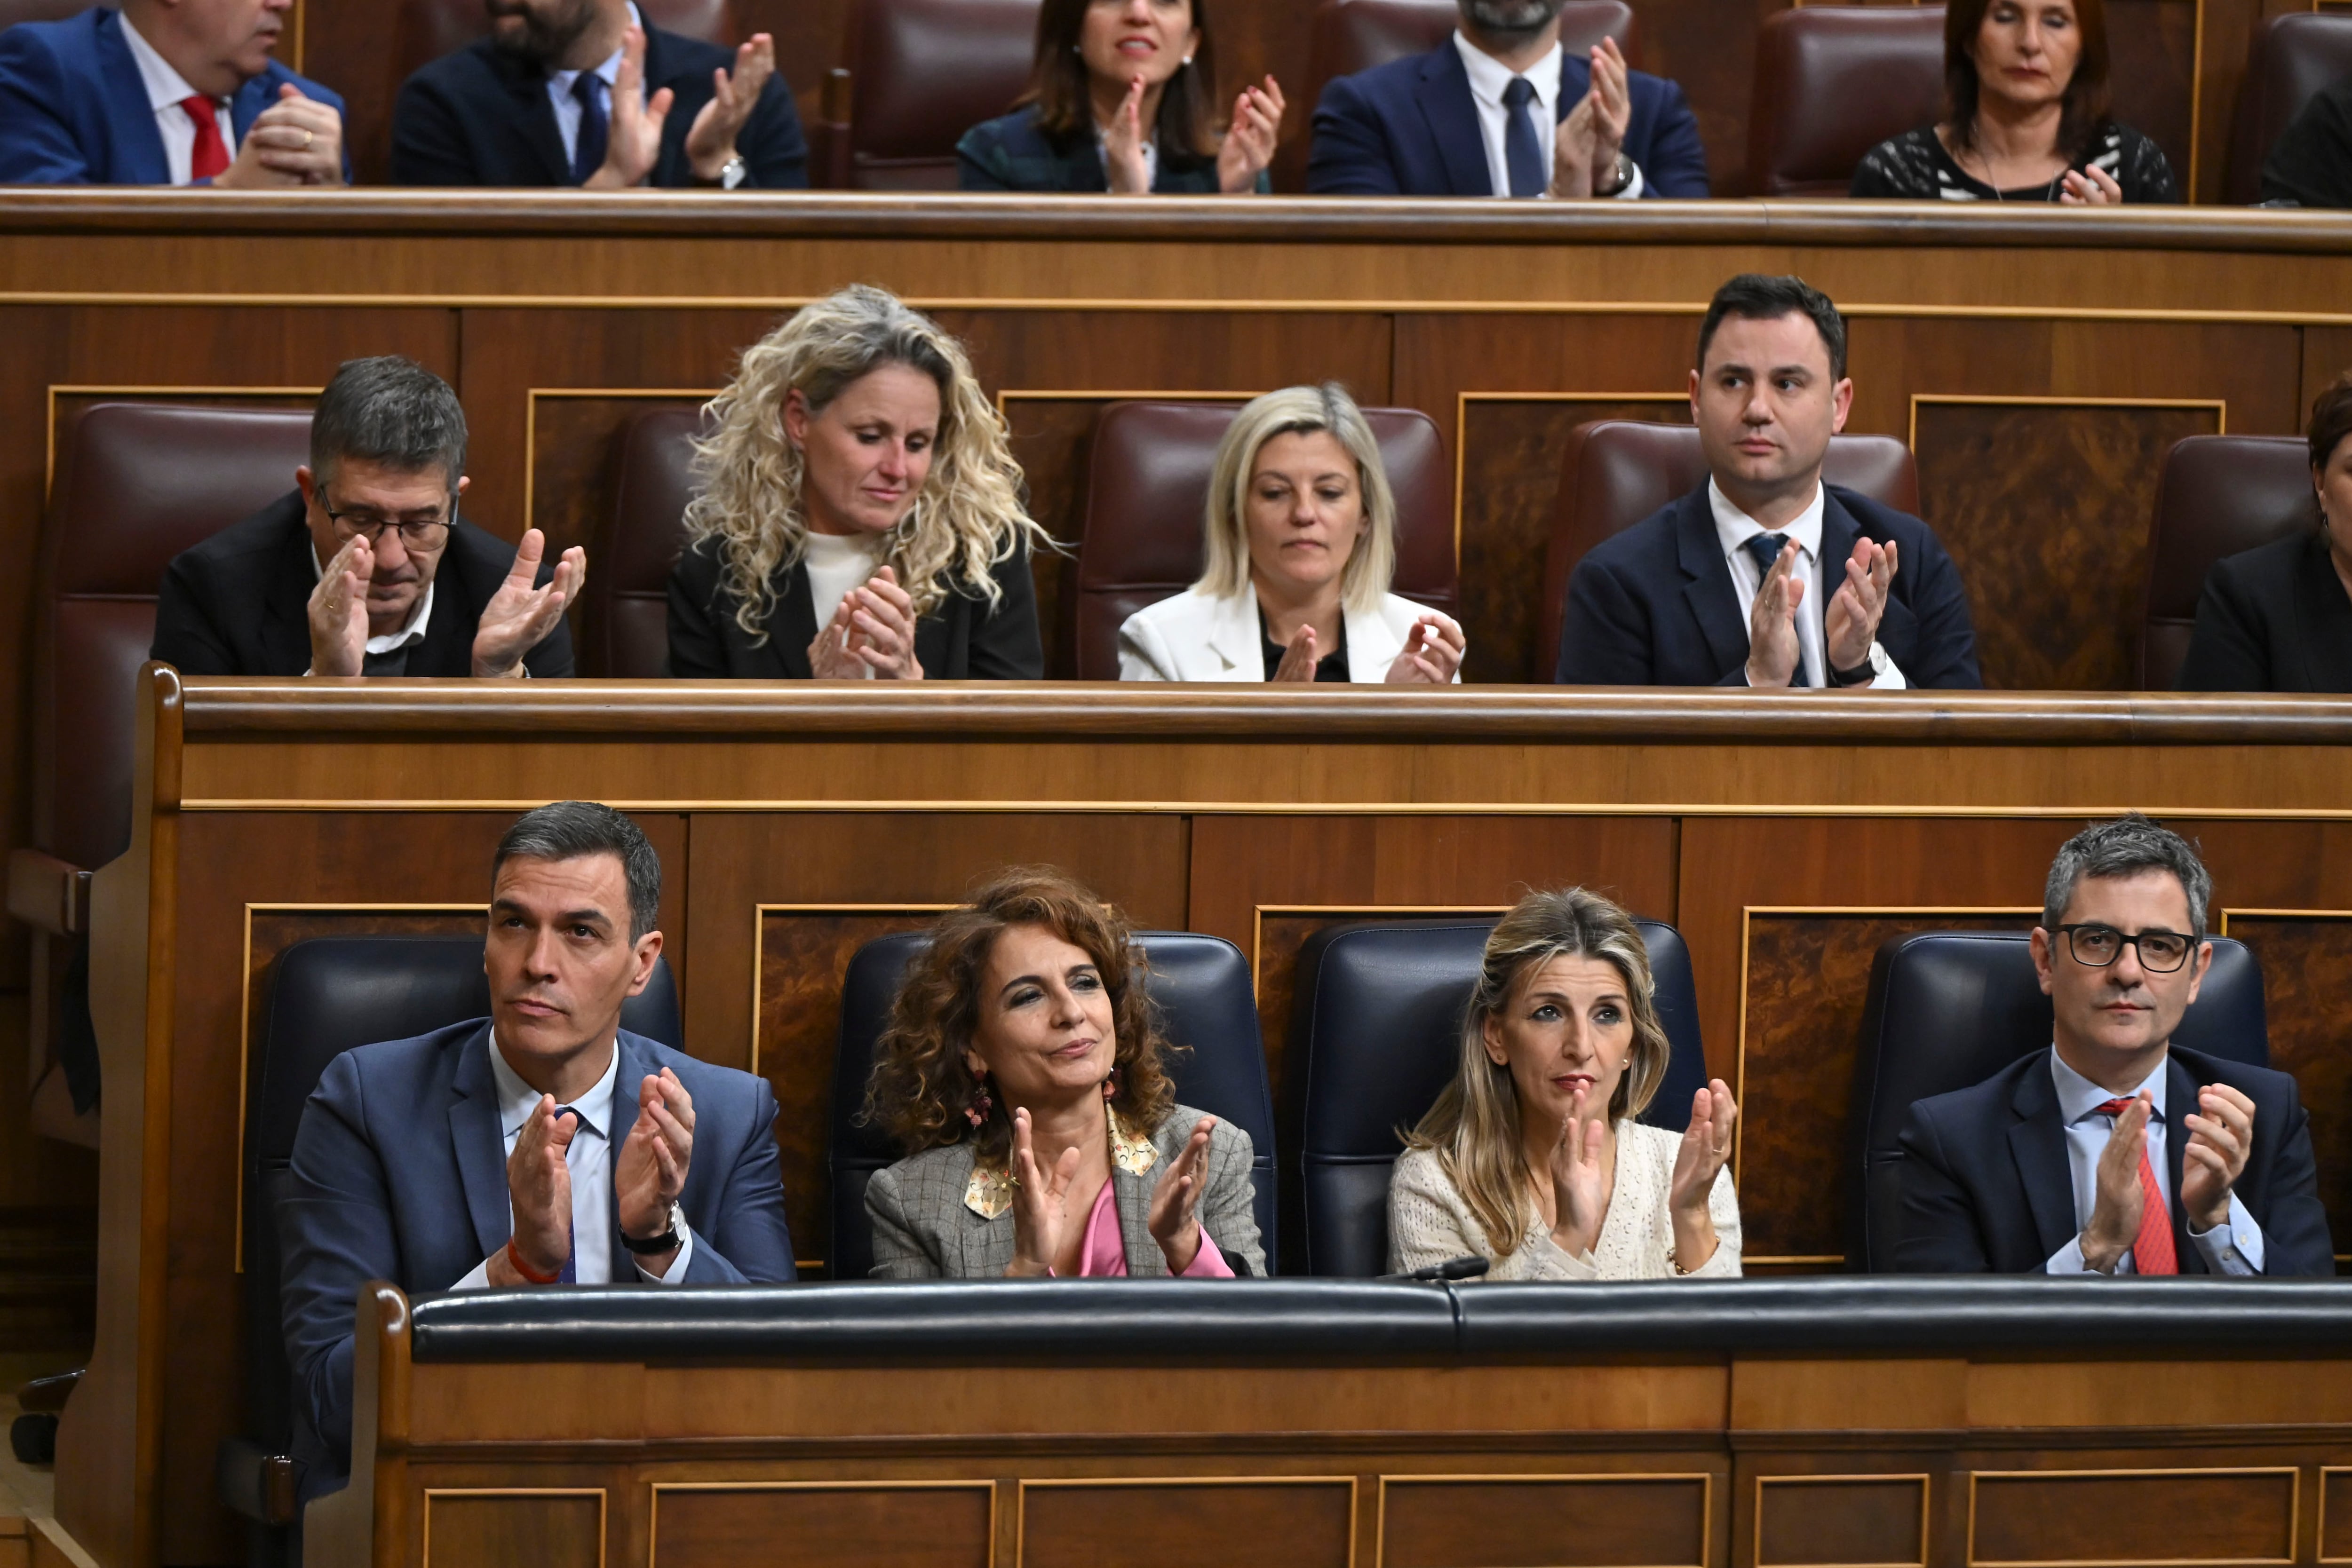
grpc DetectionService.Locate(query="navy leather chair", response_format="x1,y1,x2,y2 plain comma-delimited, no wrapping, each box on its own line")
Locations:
1847,929,2266,1273
829,930,1277,1279
1291,919,1708,1278
226,937,679,1558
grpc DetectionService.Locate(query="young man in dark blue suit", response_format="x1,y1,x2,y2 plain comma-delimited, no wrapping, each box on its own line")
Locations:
1557,274,1981,689
1307,0,1707,198
1897,816,2332,1275
0,0,345,185
278,803,798,1499
390,0,804,188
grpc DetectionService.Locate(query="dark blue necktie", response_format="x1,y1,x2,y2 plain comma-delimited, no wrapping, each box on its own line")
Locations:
1501,77,1545,198
554,1104,580,1283
1740,533,1815,687
570,74,608,186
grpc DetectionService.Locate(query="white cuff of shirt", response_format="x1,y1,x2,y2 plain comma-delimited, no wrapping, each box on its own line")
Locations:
1866,641,1909,689
2188,1194,2265,1275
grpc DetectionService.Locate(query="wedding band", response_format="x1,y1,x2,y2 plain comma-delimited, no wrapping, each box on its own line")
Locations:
301,129,313,147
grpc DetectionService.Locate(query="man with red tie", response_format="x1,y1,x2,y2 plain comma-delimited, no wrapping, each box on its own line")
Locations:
0,0,345,185
1897,815,2334,1275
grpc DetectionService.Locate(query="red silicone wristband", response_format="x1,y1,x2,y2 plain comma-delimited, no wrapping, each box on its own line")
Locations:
505,1236,561,1285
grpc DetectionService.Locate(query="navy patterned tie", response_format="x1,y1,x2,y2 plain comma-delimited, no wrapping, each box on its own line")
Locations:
1501,78,1545,198
554,1105,580,1283
570,75,609,186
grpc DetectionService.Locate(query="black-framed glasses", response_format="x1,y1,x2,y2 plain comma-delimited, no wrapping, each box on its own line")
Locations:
2056,923,2193,973
321,490,453,549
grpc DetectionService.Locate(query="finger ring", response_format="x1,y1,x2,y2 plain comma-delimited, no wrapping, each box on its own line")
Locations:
302,129,313,148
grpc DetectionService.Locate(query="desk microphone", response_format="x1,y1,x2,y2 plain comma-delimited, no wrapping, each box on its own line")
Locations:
1388,1255,1490,1282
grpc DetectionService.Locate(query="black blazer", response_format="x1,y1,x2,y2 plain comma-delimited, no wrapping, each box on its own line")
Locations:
956,105,1246,193
666,534,1044,679
2176,530,2352,693
150,490,574,678
1555,482,1983,688
1896,1045,2335,1275
388,26,807,189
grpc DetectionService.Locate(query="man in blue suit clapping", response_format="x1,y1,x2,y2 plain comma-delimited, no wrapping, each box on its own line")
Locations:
0,0,346,185
278,801,797,1500
1307,0,1707,198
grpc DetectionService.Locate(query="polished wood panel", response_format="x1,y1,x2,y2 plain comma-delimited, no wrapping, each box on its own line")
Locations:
420,1490,602,1568
651,1482,993,1568
1753,1474,1927,1568
1019,1480,1352,1568
1966,1469,2297,1566
2322,1468,2352,1562
2217,912,2352,1251
1379,1475,1710,1568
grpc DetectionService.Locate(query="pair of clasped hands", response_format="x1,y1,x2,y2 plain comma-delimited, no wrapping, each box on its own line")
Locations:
2077,1085,2257,1272
1542,1079,1738,1264
307,526,583,678
1001,1106,1219,1276
807,565,926,678
1742,534,1897,687
216,83,345,187
581,25,779,188
491,1067,698,1284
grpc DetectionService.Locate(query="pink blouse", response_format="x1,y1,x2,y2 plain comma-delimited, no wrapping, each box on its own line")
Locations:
1070,1181,1234,1277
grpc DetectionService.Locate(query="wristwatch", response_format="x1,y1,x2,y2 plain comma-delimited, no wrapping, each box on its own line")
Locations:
619,1202,684,1255
1596,152,1635,196
1831,642,1889,687
717,155,748,190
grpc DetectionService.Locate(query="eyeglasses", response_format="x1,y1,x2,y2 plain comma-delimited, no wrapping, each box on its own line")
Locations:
321,490,453,549
2055,923,2194,973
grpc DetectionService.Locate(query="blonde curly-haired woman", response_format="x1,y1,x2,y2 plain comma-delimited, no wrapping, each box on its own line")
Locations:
667,285,1049,680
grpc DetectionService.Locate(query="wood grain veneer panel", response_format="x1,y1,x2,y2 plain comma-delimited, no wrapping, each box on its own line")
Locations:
652,1483,991,1568
1381,1475,1709,1568
1457,397,1689,684
1755,1474,1927,1567
1915,401,2221,690
1738,911,2036,1264
2105,0,2198,190
1020,1480,1351,1568
2322,1469,2352,1561
423,1490,603,1568
1967,1470,2295,1566
2221,915,2352,1251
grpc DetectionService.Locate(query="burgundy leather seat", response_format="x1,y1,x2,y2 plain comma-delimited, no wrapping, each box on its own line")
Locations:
1540,420,1918,678
16,403,312,1144
1067,400,1457,681
809,0,1041,190
2138,435,2314,688
2225,13,2352,204
1746,5,1945,197
397,0,735,96
584,406,708,678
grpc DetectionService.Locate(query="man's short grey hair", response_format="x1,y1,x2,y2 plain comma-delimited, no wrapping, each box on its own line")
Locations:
2042,813,2212,939
310,356,468,491
493,802,662,942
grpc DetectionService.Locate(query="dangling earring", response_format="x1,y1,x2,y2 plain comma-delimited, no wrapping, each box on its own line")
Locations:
966,1072,994,1128
1101,1070,1119,1102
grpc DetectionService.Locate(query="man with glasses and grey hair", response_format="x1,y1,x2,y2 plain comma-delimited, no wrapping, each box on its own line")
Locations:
1897,814,2332,1275
151,355,582,678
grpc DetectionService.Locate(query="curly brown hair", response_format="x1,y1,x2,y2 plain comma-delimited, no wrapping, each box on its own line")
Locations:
859,867,1180,1162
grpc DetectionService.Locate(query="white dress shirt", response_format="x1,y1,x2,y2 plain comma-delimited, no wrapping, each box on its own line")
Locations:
2043,1048,2263,1276
1710,477,1905,689
802,530,888,679
546,2,638,170
118,12,237,186
452,1033,694,1288
1449,31,1644,200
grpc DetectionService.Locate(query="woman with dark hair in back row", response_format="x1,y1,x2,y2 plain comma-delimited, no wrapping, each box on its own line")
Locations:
1849,0,2176,203
958,0,1285,195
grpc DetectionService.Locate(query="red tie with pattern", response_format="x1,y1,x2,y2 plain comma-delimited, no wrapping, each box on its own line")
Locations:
2096,1098,2178,1275
179,95,230,181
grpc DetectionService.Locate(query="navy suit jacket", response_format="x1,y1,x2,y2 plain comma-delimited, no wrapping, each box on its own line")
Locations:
278,1021,796,1494
0,7,345,184
1896,1045,2335,1275
1555,481,1983,688
389,27,806,188
957,104,1259,193
1307,36,1707,197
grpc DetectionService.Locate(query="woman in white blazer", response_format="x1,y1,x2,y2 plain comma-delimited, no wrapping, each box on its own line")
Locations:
1118,384,1466,682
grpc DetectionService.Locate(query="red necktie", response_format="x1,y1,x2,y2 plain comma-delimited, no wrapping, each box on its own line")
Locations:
2096,1098,2178,1275
180,95,229,182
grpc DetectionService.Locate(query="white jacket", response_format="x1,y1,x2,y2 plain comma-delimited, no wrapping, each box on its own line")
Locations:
1117,586,1461,683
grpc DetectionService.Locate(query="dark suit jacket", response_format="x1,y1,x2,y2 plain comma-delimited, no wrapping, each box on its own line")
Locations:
388,26,806,188
0,7,346,184
2260,74,2352,208
150,490,574,678
1307,37,1708,197
2176,529,2352,692
666,533,1044,679
1896,1045,2335,1275
1555,482,1982,687
279,1021,796,1494
956,104,1263,193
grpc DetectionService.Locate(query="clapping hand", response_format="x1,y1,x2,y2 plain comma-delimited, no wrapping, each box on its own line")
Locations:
1743,538,1803,687
1383,612,1465,683
1005,1107,1082,1277
1216,76,1286,193
587,25,674,188
686,32,776,182
1551,38,1632,198
808,566,925,680
1269,623,1322,681
1666,1078,1736,1271
2080,1092,2153,1272
2180,1082,2255,1233
490,1096,577,1285
472,528,584,678
1544,1084,1611,1258
1147,1115,1217,1272
307,533,374,676
614,1068,694,1271
1823,536,1896,678
1104,76,1152,194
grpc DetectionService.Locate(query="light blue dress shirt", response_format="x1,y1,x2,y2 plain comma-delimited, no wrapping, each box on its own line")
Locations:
2043,1047,2264,1275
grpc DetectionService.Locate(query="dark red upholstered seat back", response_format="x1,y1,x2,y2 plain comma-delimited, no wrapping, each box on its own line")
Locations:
836,0,1041,190
1069,400,1456,681
397,0,735,95
1540,420,1918,679
2225,13,2352,205
586,405,709,678
37,404,312,872
1746,5,1945,197
2139,435,2314,689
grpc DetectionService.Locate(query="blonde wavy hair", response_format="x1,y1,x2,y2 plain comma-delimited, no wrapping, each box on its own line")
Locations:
683,285,1044,635
1404,889,1672,1255
1195,384,1398,618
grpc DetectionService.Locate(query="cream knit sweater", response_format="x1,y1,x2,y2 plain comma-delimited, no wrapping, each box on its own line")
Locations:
1387,1120,1743,1281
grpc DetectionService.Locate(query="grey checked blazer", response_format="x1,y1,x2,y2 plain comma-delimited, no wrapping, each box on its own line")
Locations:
865,1104,1263,1278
